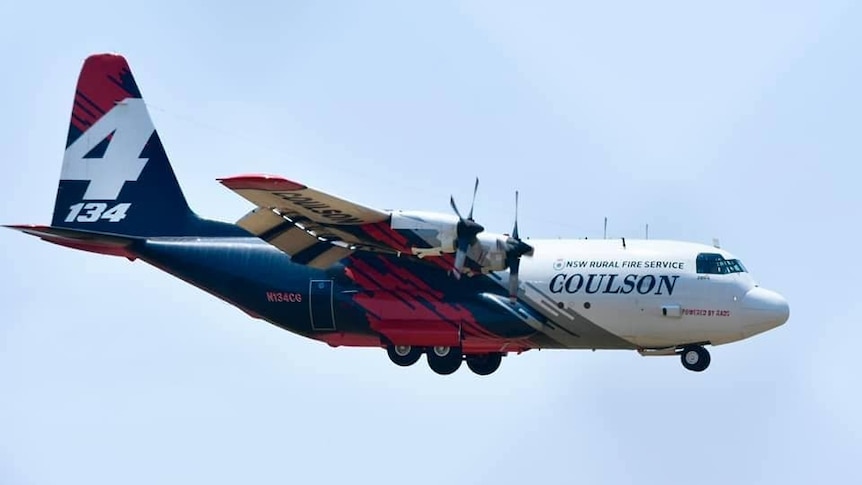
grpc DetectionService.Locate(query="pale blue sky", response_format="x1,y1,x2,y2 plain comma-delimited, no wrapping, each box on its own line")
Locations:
2,1,860,483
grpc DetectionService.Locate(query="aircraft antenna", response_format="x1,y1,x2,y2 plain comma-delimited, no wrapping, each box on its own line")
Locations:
645,223,649,240
622,237,626,249
603,217,607,239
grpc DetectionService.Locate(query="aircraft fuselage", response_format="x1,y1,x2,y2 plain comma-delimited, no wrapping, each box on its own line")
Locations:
132,236,788,356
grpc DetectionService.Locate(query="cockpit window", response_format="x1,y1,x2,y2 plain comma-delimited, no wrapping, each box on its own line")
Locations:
696,253,747,274
724,259,747,273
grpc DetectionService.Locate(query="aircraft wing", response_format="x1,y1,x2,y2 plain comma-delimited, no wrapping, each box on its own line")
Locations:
219,174,408,268
219,175,388,226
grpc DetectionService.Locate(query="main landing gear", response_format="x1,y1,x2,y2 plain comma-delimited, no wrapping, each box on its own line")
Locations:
465,352,503,376
385,344,503,376
387,344,422,367
680,345,711,372
427,346,462,375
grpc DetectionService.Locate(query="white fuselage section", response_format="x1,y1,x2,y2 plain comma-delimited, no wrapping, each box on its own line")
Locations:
511,238,789,349
387,210,788,350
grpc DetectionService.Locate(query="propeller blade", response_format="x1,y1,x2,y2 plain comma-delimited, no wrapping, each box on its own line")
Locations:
450,196,463,220
468,177,479,220
453,247,467,279
451,219,483,278
508,257,520,302
449,178,484,278
512,190,520,240
452,233,474,277
457,235,472,254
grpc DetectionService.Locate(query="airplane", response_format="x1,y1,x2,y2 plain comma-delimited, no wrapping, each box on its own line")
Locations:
5,53,790,376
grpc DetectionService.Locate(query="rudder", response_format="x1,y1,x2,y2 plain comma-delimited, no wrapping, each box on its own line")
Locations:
52,53,195,236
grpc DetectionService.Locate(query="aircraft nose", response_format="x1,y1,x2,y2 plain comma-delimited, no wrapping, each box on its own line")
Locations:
741,287,790,331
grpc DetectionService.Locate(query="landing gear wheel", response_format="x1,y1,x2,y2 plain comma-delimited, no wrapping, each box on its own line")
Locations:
426,346,462,375
387,344,422,367
466,353,503,376
680,345,711,372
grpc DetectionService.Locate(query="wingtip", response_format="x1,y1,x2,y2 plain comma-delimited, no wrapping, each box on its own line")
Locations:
218,174,307,191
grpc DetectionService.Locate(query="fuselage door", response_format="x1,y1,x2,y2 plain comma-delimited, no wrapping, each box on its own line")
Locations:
309,279,336,331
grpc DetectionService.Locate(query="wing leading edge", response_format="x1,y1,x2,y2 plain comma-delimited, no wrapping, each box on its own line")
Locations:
219,174,388,225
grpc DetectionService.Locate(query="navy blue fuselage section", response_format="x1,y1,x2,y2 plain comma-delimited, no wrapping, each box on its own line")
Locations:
131,236,540,342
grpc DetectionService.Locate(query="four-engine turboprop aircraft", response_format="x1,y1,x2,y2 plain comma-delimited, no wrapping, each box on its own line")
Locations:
5,54,790,376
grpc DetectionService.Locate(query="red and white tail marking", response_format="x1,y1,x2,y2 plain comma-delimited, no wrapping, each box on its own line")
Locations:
61,98,154,200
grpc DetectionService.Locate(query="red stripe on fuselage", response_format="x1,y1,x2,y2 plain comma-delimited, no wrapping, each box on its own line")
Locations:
374,258,499,339
313,332,384,348
344,254,500,343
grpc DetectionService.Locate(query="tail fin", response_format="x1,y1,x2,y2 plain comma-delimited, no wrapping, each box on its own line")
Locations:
52,54,197,236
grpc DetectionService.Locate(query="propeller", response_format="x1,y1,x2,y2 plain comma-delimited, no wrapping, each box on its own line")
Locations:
449,177,484,278
505,191,533,302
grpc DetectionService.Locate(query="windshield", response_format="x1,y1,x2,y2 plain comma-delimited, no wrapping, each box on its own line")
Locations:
696,253,747,274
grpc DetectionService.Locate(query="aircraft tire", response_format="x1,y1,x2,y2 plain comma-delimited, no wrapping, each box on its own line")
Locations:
680,345,710,372
465,353,503,376
387,344,422,367
427,346,462,375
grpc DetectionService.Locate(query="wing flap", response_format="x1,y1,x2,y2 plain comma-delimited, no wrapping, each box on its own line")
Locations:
236,208,355,269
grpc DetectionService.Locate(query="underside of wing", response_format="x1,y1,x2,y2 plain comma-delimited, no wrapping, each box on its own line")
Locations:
235,208,355,269
219,174,408,268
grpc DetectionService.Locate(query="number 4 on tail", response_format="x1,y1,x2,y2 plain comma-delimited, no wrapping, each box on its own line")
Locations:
65,202,132,223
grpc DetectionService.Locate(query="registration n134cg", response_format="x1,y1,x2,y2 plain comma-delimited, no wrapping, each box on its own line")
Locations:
6,54,789,376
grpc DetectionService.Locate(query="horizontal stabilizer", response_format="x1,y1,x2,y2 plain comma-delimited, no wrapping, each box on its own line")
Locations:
5,224,137,259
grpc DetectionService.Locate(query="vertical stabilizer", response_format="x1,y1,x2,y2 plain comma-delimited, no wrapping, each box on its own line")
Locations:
52,53,195,236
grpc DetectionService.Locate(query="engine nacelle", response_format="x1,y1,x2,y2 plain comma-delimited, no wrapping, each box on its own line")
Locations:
470,233,509,273
389,210,513,274
389,210,460,256
389,211,509,271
